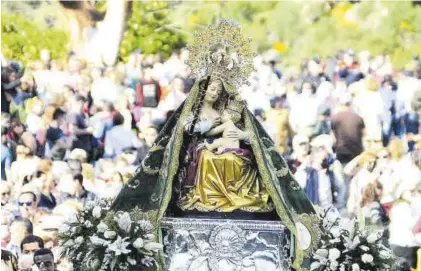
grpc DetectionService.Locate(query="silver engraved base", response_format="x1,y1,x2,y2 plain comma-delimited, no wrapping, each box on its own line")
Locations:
161,217,291,271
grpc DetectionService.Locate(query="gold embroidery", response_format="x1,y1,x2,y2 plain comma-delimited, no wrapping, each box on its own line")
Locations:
127,178,140,189
294,212,321,257
244,113,297,230
142,163,160,175
187,20,254,89
244,113,319,269
276,167,289,178
157,81,201,223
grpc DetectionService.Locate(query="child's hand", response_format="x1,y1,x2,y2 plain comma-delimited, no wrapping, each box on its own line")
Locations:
212,117,222,127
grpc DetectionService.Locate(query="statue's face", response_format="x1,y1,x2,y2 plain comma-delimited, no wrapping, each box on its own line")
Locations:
205,80,223,103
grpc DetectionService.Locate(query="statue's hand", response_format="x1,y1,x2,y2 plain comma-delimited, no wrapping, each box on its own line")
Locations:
225,129,248,140
212,117,222,127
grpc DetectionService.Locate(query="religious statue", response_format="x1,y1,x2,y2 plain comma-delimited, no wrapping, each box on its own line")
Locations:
112,20,320,270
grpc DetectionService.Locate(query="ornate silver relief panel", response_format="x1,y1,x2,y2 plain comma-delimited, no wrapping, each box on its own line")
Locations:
161,218,291,271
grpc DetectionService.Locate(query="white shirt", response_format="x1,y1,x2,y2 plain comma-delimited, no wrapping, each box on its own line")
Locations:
355,90,385,140
158,90,186,112
389,201,419,247
91,78,122,104
289,93,320,131
26,113,44,134
318,170,333,208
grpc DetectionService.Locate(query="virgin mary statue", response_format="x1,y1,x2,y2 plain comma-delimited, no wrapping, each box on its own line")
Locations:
112,20,320,270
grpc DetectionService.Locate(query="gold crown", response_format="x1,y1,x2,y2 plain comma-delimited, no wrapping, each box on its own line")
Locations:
187,19,255,89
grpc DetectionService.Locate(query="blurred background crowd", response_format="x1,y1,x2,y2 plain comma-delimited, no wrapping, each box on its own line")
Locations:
1,0,421,270
1,46,421,271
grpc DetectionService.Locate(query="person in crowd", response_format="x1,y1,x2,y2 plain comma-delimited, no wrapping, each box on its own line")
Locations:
1,183,13,210
1,126,12,182
406,82,421,151
13,73,37,109
68,149,95,190
269,59,282,80
33,248,57,271
331,93,365,165
389,170,421,269
299,137,339,208
66,95,94,161
10,132,40,196
301,57,330,89
379,76,400,146
95,169,124,199
360,182,388,230
354,76,385,147
288,135,311,174
347,151,378,217
137,125,159,162
115,95,134,130
254,109,277,141
57,173,95,205
266,96,294,155
104,112,141,159
45,108,67,158
6,218,33,256
337,50,365,86
31,160,56,210
158,77,187,112
49,147,69,184
17,192,38,223
1,249,18,271
289,81,320,138
313,105,331,137
396,70,420,150
374,147,398,216
310,134,345,209
90,69,123,105
1,210,15,248
119,147,140,174
136,64,162,109
25,98,45,135
90,101,114,143
20,235,44,259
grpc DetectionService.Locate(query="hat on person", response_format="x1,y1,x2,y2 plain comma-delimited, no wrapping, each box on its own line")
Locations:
292,135,309,149
311,134,334,154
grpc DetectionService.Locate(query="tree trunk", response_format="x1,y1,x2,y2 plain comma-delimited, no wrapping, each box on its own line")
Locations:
58,0,132,66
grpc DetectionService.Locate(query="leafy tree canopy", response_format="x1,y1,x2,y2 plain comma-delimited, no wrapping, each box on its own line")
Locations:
1,12,69,64
119,1,186,60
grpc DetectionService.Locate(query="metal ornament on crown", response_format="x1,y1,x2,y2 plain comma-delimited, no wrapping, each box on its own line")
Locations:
186,19,255,92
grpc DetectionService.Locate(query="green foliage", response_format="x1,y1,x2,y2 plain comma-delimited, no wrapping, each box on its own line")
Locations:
120,1,186,61
1,13,69,64
170,1,421,68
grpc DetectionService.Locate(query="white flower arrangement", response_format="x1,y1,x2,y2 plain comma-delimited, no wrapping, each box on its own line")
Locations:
59,199,162,271
310,208,395,271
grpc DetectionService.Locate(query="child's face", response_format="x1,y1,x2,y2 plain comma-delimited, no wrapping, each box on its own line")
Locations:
221,112,230,123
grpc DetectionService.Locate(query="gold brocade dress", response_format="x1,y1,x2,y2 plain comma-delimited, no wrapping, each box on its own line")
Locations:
180,149,273,212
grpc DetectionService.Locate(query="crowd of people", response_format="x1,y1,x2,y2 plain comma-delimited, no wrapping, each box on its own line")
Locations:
1,48,421,270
